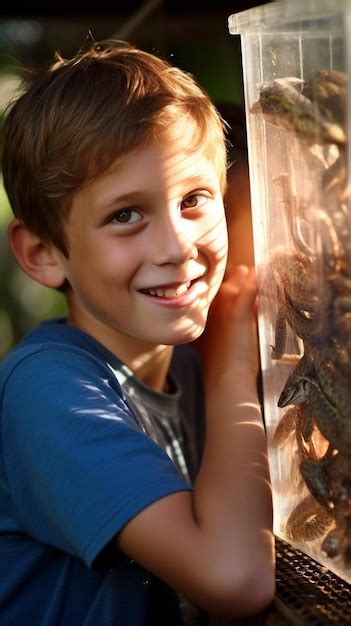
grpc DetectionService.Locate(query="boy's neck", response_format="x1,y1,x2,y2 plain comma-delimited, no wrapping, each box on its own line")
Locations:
66,312,173,393
128,344,174,392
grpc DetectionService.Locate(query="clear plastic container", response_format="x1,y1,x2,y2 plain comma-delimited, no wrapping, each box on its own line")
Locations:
229,0,351,583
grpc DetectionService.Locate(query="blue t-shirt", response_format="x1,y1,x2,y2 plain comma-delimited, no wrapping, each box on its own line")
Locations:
0,319,204,625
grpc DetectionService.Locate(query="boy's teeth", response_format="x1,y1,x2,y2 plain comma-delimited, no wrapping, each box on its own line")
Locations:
145,282,191,297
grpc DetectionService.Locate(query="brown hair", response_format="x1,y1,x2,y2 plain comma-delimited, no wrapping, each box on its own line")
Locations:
2,39,227,257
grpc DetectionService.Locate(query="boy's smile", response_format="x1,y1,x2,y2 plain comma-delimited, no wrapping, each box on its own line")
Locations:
56,119,228,367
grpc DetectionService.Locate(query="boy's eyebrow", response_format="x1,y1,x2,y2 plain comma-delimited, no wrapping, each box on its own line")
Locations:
99,193,143,210
93,191,148,215
96,177,215,212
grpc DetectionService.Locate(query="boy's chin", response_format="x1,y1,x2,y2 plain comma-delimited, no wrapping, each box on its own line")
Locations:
161,322,206,346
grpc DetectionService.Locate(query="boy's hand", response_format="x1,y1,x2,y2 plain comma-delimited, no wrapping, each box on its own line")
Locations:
200,265,259,388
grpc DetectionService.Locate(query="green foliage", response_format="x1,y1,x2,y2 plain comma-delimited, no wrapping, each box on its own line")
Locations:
0,174,11,225
171,34,244,103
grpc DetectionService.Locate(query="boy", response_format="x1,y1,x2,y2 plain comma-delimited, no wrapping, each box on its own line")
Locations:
0,40,274,625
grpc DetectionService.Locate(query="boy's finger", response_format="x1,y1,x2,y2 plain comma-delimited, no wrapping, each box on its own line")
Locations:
224,264,249,286
219,264,250,299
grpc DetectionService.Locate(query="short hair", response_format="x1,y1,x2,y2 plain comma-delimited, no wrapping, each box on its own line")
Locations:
2,39,227,257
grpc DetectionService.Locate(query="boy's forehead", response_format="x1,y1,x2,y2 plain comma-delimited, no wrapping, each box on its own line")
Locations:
97,122,217,185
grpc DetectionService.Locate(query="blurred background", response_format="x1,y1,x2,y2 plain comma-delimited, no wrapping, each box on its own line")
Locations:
0,0,266,357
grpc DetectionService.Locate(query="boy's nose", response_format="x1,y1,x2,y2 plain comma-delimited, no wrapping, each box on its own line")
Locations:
152,217,198,266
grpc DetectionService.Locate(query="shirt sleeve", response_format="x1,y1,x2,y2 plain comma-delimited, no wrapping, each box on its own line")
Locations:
2,347,192,568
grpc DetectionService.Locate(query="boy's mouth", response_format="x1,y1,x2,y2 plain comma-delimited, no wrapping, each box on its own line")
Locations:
140,281,191,298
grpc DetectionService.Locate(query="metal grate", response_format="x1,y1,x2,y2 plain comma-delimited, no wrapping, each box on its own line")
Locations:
275,537,351,625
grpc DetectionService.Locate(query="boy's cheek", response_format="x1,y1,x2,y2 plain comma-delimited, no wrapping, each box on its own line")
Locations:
201,210,228,252
212,216,229,270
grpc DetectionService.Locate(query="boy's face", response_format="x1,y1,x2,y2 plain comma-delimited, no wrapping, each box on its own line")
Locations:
57,119,228,352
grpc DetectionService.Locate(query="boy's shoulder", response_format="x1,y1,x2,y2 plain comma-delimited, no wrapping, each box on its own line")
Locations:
0,319,204,404
0,318,121,396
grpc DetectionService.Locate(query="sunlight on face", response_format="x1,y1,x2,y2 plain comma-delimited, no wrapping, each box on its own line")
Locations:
59,117,228,362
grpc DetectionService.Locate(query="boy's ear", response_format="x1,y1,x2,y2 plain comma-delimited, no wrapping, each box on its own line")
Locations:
8,219,66,289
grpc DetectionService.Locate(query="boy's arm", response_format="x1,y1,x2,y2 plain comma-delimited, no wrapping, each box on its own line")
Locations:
116,266,275,618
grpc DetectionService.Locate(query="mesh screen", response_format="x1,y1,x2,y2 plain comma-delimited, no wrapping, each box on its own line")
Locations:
275,537,351,625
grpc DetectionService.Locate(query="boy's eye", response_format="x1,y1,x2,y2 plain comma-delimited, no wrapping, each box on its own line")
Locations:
113,208,142,224
182,194,205,210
